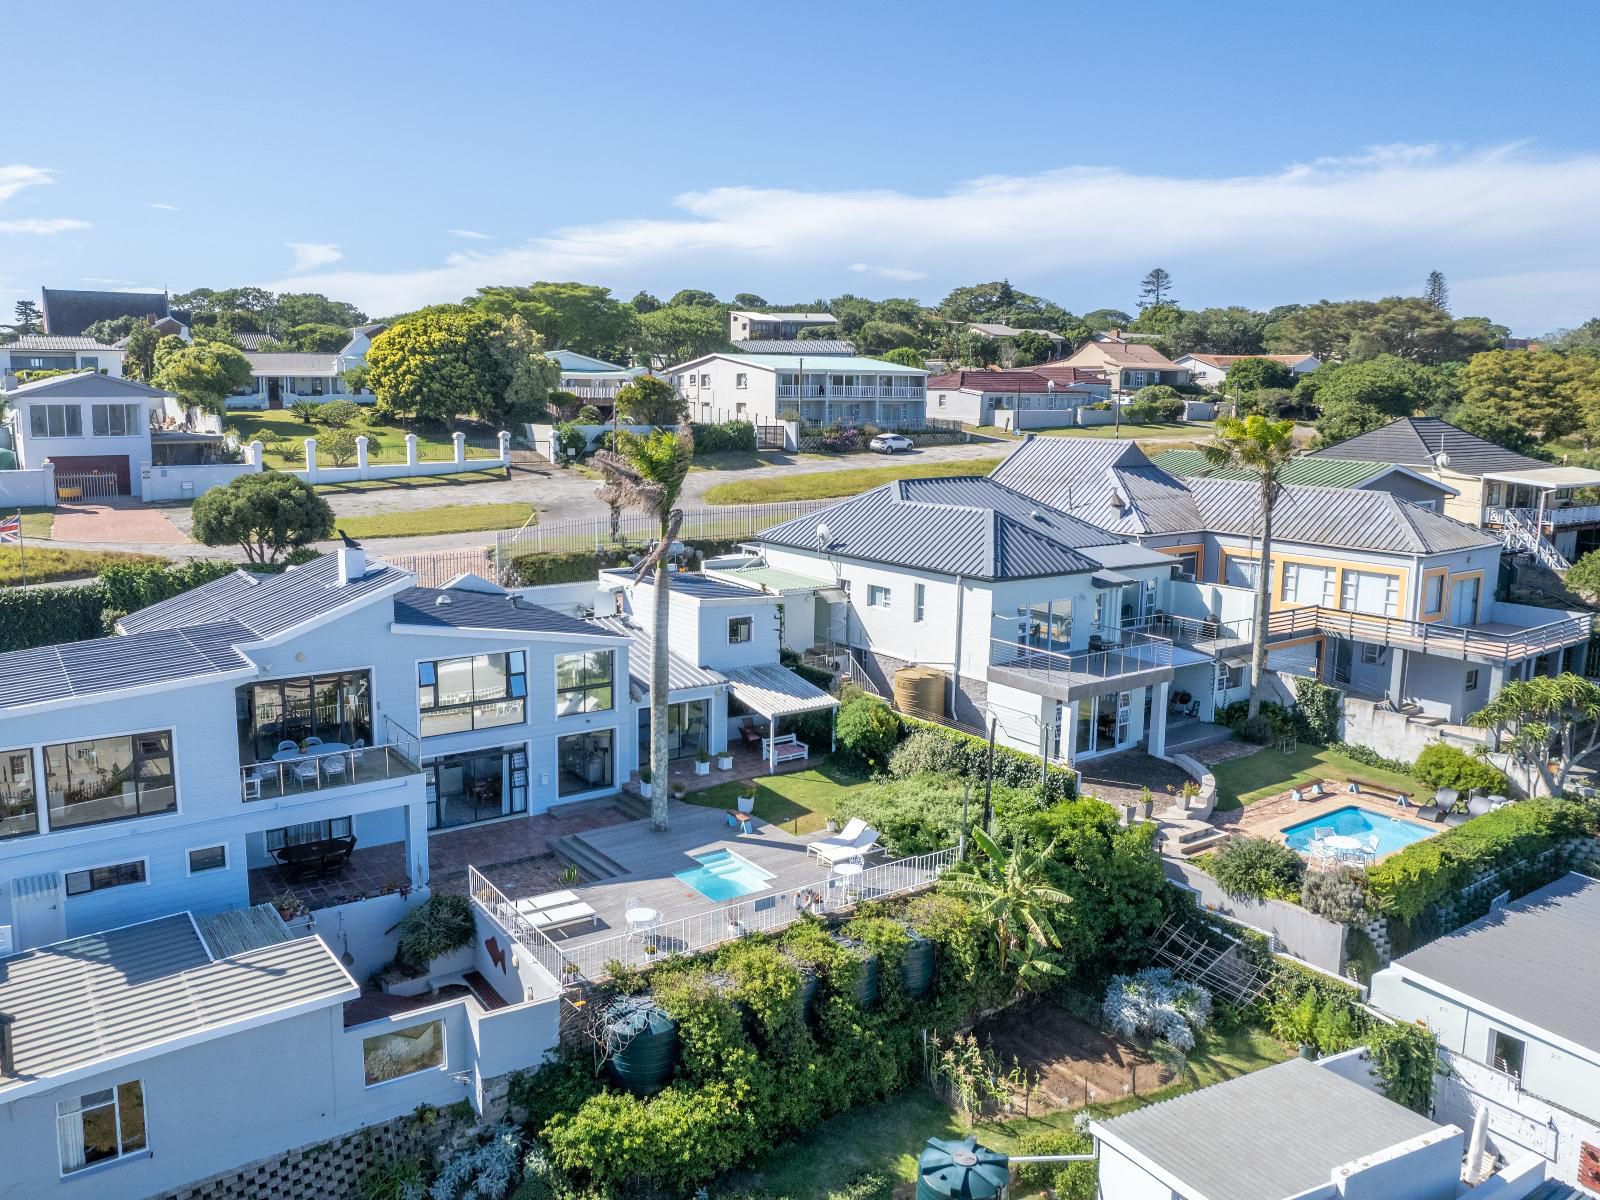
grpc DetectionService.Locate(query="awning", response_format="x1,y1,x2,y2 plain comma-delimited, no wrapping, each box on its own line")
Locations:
707,564,838,594
1092,570,1137,588
723,664,840,719
1481,465,1600,489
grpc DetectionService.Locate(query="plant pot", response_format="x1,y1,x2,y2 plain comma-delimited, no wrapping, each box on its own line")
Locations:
694,760,711,776
1298,1043,1317,1060
639,781,653,799
717,755,734,771
826,817,840,833
1136,801,1153,821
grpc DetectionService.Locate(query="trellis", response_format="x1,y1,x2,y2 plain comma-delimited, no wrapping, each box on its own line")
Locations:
1148,918,1274,1005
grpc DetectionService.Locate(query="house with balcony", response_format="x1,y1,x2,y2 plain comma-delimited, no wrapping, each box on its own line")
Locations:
547,349,645,411
728,310,837,342
1058,333,1189,395
1312,416,1600,569
0,333,123,382
1370,872,1600,1191
924,368,1109,429
1173,351,1320,389
666,352,929,427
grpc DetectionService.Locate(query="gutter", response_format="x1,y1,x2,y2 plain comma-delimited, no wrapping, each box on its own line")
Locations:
951,575,965,720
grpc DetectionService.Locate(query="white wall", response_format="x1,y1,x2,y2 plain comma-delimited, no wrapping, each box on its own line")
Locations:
13,395,152,471
138,461,259,502
0,465,55,507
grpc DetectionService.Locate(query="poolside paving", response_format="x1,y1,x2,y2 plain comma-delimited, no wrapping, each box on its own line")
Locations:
1209,782,1440,856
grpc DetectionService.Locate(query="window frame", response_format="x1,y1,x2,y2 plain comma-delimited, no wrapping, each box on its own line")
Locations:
29,403,83,439
417,651,528,735
913,582,926,623
90,402,142,438
1423,572,1446,615
1465,668,1480,692
362,1020,447,1087
43,729,176,831
555,650,616,716
1359,643,1383,665
727,615,754,645
57,1080,147,1176
735,372,748,389
64,858,149,897
186,844,229,875
1489,1027,1526,1082
0,745,39,839
867,583,892,609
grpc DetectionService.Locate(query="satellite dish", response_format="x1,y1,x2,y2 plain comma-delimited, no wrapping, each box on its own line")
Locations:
1434,451,1451,469
815,521,831,546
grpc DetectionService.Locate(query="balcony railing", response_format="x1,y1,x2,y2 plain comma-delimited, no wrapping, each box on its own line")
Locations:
240,718,422,803
775,384,924,400
989,631,1174,696
1488,504,1600,529
1265,605,1592,664
1137,613,1255,654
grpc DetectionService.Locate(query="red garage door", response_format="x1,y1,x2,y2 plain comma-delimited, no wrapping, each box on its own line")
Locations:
49,455,132,496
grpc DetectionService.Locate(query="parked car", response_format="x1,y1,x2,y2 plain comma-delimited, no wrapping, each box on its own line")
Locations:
870,433,914,454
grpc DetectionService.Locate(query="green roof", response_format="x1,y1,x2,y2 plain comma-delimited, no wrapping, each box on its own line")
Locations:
706,565,836,593
1150,449,1389,489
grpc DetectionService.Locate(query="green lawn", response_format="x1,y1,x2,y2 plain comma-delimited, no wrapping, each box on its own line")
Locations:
702,457,1005,505
223,414,503,469
17,508,53,539
0,546,163,586
312,468,507,495
1212,743,1418,811
737,1026,1291,1198
681,761,868,835
334,502,534,540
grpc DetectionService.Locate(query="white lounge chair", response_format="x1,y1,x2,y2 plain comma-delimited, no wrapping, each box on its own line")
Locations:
811,825,880,865
518,889,580,912
808,818,867,861
527,901,597,934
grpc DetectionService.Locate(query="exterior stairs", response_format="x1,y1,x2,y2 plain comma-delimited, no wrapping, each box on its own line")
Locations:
551,832,629,882
1158,817,1231,858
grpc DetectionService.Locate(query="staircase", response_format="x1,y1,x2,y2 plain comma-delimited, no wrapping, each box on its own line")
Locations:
614,789,651,821
1497,508,1571,572
1158,817,1231,858
551,831,630,881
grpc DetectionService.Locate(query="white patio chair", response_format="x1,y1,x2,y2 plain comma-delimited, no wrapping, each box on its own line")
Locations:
304,736,324,748
808,817,867,861
320,753,347,782
812,825,880,865
276,740,299,755
293,757,321,788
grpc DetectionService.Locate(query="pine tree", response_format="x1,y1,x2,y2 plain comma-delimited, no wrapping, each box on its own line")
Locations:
11,299,42,335
1424,270,1450,312
1137,268,1175,310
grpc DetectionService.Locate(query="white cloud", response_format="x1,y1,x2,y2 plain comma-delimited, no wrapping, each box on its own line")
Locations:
0,164,54,203
0,217,90,235
849,262,928,282
265,145,1600,332
287,242,342,271
148,202,179,211
446,228,492,240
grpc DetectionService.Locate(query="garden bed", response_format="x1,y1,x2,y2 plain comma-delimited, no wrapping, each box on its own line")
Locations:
974,1001,1176,1110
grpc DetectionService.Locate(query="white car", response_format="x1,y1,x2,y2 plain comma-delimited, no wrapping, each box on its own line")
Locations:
870,433,914,454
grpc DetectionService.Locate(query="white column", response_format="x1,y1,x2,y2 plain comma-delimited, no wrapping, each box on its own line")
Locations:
452,431,466,465
248,439,265,470
498,430,511,464
304,437,318,483
42,460,56,507
1148,681,1170,757
405,433,419,468
1064,700,1080,766
355,435,369,478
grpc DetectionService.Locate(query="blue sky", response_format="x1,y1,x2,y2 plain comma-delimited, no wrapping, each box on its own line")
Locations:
4,0,1598,333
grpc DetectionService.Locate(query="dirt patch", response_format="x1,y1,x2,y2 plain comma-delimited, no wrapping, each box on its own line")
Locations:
973,1001,1174,1112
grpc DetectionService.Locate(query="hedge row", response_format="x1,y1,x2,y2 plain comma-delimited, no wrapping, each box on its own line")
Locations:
0,559,240,652
689,420,755,456
896,711,1078,801
506,540,748,587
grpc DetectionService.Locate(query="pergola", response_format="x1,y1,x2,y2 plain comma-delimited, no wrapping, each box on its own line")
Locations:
722,663,840,771
1484,464,1600,525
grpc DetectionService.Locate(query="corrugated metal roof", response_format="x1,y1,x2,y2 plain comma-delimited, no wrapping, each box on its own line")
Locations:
243,351,340,375
1312,416,1547,476
0,622,255,711
194,904,293,957
1393,872,1600,1054
705,564,837,593
394,586,623,638
723,664,839,717
0,915,356,1097
1096,1057,1443,1200
735,339,856,355
730,311,835,323
1152,449,1392,489
119,555,408,640
625,571,770,600
990,439,1207,535
588,616,724,692
1479,465,1600,488
676,353,927,375
1,334,120,351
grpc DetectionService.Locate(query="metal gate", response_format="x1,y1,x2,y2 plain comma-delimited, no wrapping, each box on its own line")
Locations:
756,424,786,450
55,473,124,498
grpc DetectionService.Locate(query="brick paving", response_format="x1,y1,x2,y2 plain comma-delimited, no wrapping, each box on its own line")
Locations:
51,498,189,544
248,841,409,910
1210,783,1438,846
1076,749,1192,808
426,797,631,897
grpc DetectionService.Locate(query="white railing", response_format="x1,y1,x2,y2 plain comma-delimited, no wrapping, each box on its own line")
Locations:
1486,507,1572,571
989,631,1174,690
239,716,421,803
467,866,573,985
1489,503,1600,529
1266,605,1591,663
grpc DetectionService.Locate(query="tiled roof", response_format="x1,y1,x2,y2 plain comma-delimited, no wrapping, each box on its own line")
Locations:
990,439,1206,536
1,334,119,351
1074,341,1181,368
927,369,1059,393
1311,417,1547,476
1180,352,1315,368
0,622,254,710
231,332,274,350
394,586,623,638
1029,363,1109,386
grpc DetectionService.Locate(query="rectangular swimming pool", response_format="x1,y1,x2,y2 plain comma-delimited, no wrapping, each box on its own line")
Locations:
674,849,775,901
1282,805,1436,858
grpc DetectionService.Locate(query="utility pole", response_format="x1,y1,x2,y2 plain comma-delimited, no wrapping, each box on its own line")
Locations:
982,715,997,835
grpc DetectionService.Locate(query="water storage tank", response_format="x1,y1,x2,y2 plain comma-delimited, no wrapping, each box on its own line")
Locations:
893,666,946,721
900,932,935,998
916,1137,1009,1200
853,953,880,1009
604,996,678,1095
0,448,16,472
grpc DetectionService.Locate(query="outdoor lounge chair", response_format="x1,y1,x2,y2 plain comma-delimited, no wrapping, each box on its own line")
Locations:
810,825,880,865
518,889,580,912
528,902,598,934
808,818,867,860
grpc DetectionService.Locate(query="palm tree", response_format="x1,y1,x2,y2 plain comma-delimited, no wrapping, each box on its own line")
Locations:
940,829,1071,989
593,423,694,831
1202,415,1297,719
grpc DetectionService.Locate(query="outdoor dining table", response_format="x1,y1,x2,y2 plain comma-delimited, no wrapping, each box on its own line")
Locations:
1322,835,1363,853
271,743,354,785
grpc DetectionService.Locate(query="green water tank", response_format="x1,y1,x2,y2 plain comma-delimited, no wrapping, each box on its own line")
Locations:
853,954,880,1008
901,932,935,998
604,996,678,1095
916,1137,1009,1200
0,448,16,471
796,969,820,1019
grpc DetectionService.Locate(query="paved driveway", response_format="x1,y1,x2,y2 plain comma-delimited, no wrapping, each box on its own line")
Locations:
52,499,189,545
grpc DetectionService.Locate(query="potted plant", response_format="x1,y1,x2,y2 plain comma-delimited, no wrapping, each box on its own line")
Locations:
694,747,711,777
725,903,746,938
1136,786,1154,822
1180,779,1201,809
638,767,652,799
272,891,308,924
717,747,735,771
670,779,687,800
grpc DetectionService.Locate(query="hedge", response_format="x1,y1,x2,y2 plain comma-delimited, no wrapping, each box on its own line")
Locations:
690,420,756,456
0,559,240,652
507,540,749,587
893,714,1077,802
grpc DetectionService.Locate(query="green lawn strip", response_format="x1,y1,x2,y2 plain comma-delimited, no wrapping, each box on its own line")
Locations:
738,1026,1290,1198
17,508,54,539
1211,744,1417,811
1032,421,1212,441
679,761,868,835
702,457,1005,505
312,468,507,495
223,414,502,469
334,503,534,540
0,547,164,586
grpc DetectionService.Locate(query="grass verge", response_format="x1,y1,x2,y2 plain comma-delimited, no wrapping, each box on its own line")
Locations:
0,546,164,586
702,457,1005,505
312,468,508,495
679,761,869,836
334,503,534,540
18,508,54,540
223,413,503,469
1211,743,1417,811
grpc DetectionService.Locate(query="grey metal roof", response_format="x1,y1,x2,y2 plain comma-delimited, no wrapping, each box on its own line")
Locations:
394,586,623,638
1,333,120,351
589,616,724,692
991,439,1207,535
119,555,408,640
231,332,274,350
0,914,355,1098
40,288,171,336
244,350,341,375
723,663,839,717
6,371,172,400
1096,1057,1443,1200
1188,476,1498,554
0,622,254,711
734,339,857,355
194,904,293,957
1393,872,1600,1053
1311,416,1547,476
758,476,1168,581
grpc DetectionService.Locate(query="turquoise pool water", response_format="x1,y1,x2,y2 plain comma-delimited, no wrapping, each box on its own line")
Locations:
1282,805,1436,858
674,849,775,901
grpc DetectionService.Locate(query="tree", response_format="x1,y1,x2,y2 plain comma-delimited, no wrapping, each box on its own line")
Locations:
731,293,767,308
667,289,720,308
1454,348,1598,443
284,322,351,353
593,426,694,830
853,320,920,355
1543,318,1600,356
950,329,1000,368
940,829,1071,989
1202,415,1297,718
83,315,140,345
10,299,42,336
1222,356,1296,398
364,305,506,426
469,282,636,359
1171,306,1269,356
1310,355,1456,445
613,374,684,425
1137,268,1175,310
1083,307,1133,331
633,305,730,366
1130,303,1182,337
1468,674,1600,795
190,472,334,565
1565,551,1600,601
319,428,373,467
1267,297,1500,365
152,342,254,414
629,291,663,314
1007,329,1056,367
275,292,367,329
881,347,926,370
121,322,160,381
1424,270,1450,313
487,314,561,426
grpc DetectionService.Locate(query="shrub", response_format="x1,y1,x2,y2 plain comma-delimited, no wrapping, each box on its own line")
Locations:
0,559,241,653
1126,385,1185,422
818,423,866,452
1219,699,1294,742
319,427,377,467
1265,965,1367,1055
1366,1021,1440,1114
554,421,589,459
314,398,363,428
1013,1129,1096,1200
1299,866,1373,925
1412,742,1509,794
1330,741,1414,776
395,894,474,969
290,398,321,423
429,1126,524,1200
1293,676,1342,743
835,774,1043,856
1207,836,1304,901
575,405,602,423
1102,967,1213,1053
691,420,756,455
1343,927,1382,985
893,716,1076,802
835,694,899,770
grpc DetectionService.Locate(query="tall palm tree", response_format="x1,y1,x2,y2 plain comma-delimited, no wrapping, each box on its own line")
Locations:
940,829,1071,989
593,423,694,831
1202,415,1297,719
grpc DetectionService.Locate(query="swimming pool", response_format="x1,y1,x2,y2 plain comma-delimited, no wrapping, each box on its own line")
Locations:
1281,805,1436,858
674,849,775,901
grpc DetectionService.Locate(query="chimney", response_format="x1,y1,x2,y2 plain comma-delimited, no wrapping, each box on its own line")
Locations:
335,528,367,585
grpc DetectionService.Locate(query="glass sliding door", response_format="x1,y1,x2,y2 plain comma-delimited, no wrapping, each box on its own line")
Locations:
426,747,527,830
237,671,372,763
558,731,614,796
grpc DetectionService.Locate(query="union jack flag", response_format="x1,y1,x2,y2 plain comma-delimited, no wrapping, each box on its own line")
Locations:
0,513,19,545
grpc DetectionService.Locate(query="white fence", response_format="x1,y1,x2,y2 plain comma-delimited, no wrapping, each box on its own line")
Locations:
527,422,657,462
493,498,835,563
282,431,511,486
0,465,55,508
139,461,259,502
469,847,957,986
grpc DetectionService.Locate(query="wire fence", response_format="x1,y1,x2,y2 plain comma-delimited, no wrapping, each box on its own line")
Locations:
491,499,836,563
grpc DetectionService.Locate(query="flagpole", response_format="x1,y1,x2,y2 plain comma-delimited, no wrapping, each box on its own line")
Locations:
15,509,24,588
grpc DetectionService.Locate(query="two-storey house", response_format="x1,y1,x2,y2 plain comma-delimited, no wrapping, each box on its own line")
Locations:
1058,334,1189,395
667,352,929,428
728,310,837,342
0,334,123,382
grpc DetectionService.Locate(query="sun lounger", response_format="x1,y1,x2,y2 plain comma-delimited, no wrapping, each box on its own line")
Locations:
808,818,866,860
517,889,580,913
810,825,880,865
523,901,597,934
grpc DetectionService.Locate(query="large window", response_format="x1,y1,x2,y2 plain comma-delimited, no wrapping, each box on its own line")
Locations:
237,672,371,764
91,403,142,437
44,732,175,830
556,652,614,716
558,730,614,796
1281,563,1336,607
29,404,82,438
1341,570,1400,618
65,860,146,896
418,652,527,736
57,1082,146,1174
427,747,526,829
0,747,37,839
363,1021,445,1086
728,616,753,645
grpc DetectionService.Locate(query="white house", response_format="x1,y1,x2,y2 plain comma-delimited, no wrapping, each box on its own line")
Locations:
728,310,837,342
963,322,1069,361
924,368,1108,428
548,349,645,409
1371,872,1600,1189
6,372,176,494
1175,351,1320,389
666,352,929,427
337,321,389,368
0,334,124,382
231,350,373,410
